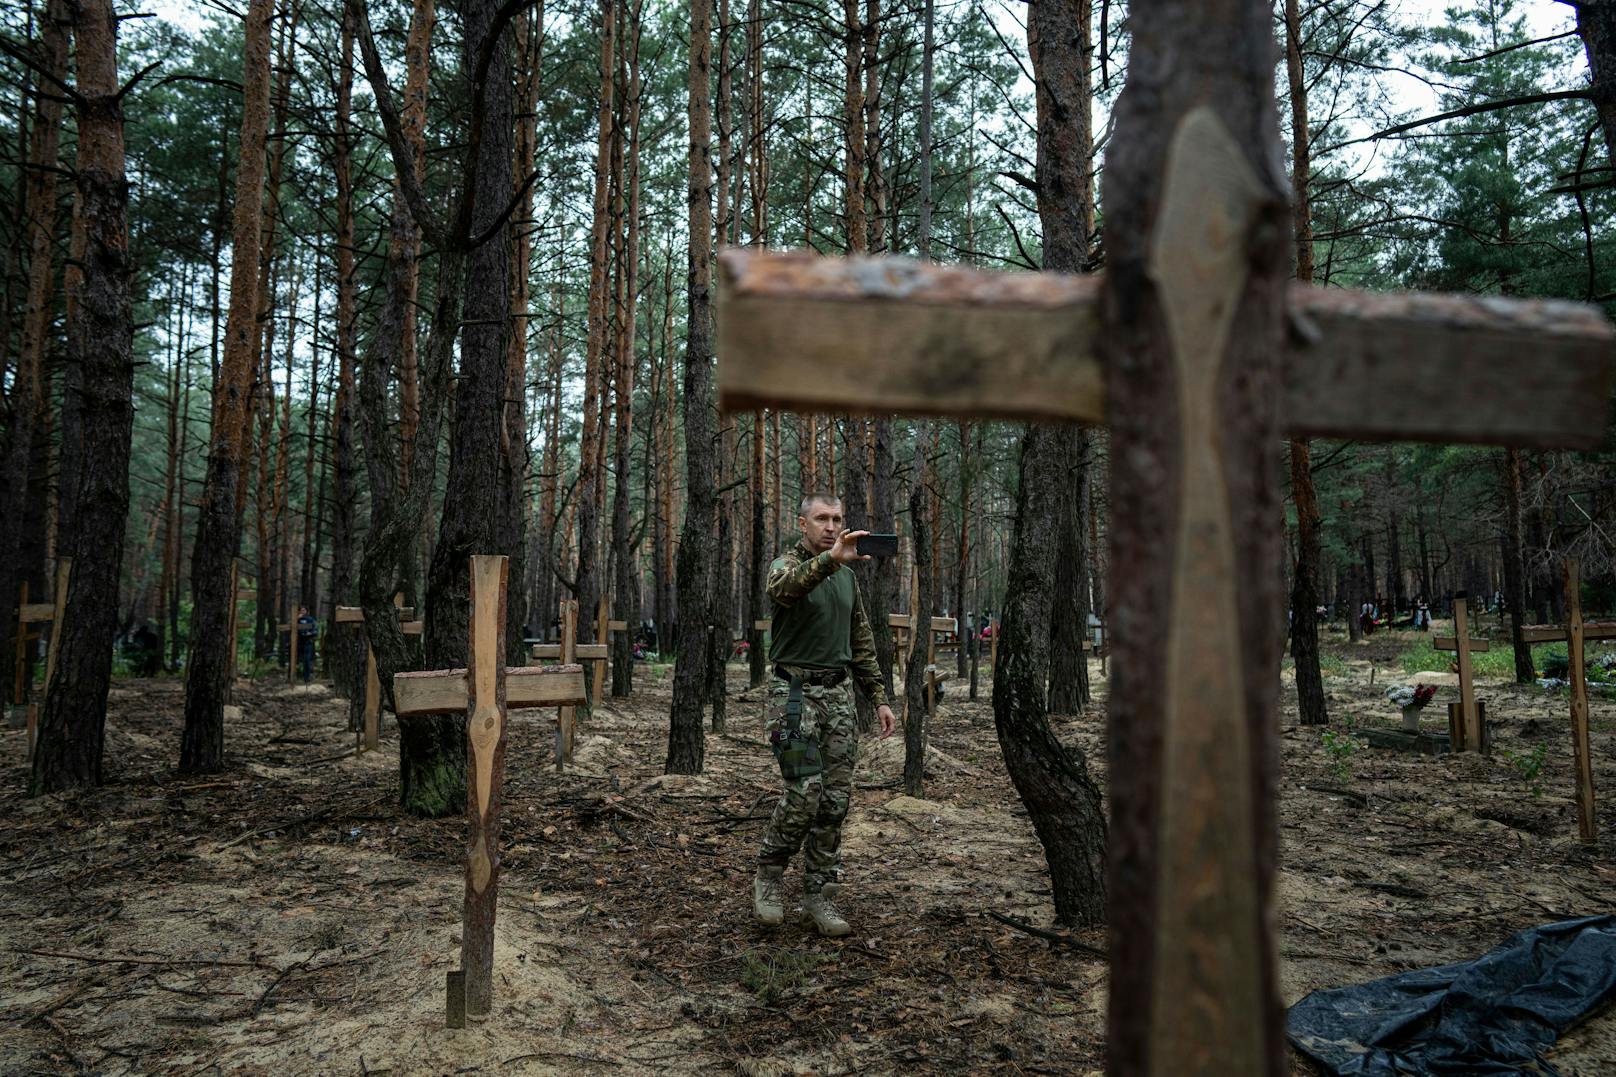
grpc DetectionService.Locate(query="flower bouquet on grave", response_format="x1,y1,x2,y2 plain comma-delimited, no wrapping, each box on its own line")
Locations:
1386,684,1438,732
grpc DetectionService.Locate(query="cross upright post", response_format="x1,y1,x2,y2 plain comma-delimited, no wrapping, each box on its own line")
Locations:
336,598,422,751
713,24,1614,1066
23,560,71,759
392,556,587,1021
1520,559,1615,842
530,599,596,770
1433,592,1489,751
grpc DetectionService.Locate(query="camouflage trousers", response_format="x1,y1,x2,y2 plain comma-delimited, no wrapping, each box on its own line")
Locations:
758,676,857,895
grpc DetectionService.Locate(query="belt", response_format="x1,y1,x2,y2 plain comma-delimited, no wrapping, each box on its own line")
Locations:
774,664,846,687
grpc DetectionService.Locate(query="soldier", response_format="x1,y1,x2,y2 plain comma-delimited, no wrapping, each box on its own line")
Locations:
754,493,896,936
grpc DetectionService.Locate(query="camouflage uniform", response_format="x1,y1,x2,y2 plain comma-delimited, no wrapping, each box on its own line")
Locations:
758,541,887,895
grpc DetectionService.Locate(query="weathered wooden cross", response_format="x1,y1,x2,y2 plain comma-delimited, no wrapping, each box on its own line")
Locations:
15,559,70,758
716,56,1612,1074
890,612,957,711
335,596,421,752
391,556,587,1022
1520,559,1614,842
531,598,589,770
1433,591,1490,752
592,595,628,701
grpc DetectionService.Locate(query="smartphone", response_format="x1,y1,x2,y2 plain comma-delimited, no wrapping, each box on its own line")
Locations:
856,532,899,558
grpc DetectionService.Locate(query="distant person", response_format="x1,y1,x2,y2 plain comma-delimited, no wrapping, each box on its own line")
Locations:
295,606,318,683
128,623,162,676
1414,595,1431,631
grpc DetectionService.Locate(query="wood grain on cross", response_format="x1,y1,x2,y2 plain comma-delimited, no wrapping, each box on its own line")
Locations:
716,103,1613,1077
392,556,586,1021
530,598,582,770
335,597,422,752
1433,592,1490,752
1520,559,1615,842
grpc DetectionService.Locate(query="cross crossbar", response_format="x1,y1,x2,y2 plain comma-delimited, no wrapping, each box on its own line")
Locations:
1432,636,1490,652
889,613,958,633
1521,622,1616,644
393,664,589,717
531,642,608,661
18,603,54,623
717,251,1614,450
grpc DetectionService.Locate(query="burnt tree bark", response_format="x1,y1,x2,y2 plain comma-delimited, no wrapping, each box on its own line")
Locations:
30,0,133,793
1284,0,1326,725
1501,447,1535,683
181,0,275,772
902,441,934,796
988,0,1107,927
667,0,715,773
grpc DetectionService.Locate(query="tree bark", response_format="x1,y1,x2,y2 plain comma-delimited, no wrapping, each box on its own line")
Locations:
575,0,617,691
1574,0,1616,173
610,3,641,697
327,3,361,700
902,441,933,796
30,0,133,793
1284,0,1325,725
0,0,68,707
667,0,715,773
181,0,276,772
1501,447,1534,683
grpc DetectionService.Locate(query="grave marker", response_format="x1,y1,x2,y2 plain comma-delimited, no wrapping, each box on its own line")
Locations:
890,612,957,713
715,79,1612,1073
336,596,422,751
1519,559,1615,842
1433,592,1489,752
391,555,586,1019
21,559,70,758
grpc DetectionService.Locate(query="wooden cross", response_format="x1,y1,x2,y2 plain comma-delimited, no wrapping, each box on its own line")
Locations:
224,559,255,691
392,556,587,1022
715,155,1613,1076
335,597,421,752
1433,591,1490,752
589,595,628,701
890,612,956,713
531,598,589,770
17,559,70,758
1519,559,1614,842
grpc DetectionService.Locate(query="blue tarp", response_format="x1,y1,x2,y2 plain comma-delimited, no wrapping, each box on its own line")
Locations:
1287,915,1616,1076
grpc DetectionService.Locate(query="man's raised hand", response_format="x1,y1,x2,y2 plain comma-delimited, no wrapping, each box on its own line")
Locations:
829,529,871,564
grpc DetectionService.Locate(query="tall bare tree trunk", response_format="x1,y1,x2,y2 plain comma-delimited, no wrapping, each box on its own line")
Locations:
1284,0,1326,726
0,0,68,707
181,0,276,772
328,4,362,699
610,2,642,697
668,0,715,773
1502,448,1534,683
575,0,617,691
30,0,133,792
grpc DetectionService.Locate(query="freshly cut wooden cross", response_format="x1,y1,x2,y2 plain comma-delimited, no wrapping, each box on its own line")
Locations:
716,130,1614,1076
530,598,588,771
1519,559,1613,842
335,597,422,752
392,556,587,1022
1433,592,1489,752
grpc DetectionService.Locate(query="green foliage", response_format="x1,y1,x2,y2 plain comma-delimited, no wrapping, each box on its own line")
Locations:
1398,638,1567,679
1498,743,1548,798
1321,729,1360,782
738,945,825,1005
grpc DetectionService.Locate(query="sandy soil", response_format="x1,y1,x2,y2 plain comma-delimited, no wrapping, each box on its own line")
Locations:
1,625,1612,1075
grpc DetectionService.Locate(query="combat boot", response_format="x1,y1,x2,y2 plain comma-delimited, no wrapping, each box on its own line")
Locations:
753,865,785,926
801,885,851,937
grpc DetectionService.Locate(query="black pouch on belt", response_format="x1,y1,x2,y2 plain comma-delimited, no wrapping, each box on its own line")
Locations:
771,674,824,781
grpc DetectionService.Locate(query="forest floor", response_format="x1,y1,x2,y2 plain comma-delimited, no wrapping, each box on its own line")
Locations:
2,620,1615,1076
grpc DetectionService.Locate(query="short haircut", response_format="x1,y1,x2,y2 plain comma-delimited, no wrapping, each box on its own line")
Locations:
798,492,843,517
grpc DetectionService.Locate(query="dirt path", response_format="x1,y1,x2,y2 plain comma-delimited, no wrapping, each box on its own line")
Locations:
1,630,1612,1074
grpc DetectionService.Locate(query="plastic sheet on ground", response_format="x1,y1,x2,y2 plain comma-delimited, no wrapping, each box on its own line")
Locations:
1287,915,1616,1076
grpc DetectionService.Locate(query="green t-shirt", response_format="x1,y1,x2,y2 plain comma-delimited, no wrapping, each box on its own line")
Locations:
769,551,854,669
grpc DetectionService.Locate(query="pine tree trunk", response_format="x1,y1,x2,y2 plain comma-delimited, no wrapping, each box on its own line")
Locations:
0,0,68,706
30,0,132,793
902,442,933,797
1502,448,1535,683
610,7,641,697
181,0,276,772
328,3,361,701
575,0,617,687
1284,0,1325,725
667,0,715,773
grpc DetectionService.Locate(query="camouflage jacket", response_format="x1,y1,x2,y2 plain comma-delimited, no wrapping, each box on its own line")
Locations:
767,540,888,708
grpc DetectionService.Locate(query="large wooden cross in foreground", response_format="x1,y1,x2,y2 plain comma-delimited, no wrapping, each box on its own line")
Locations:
392,556,587,1021
716,11,1612,1069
